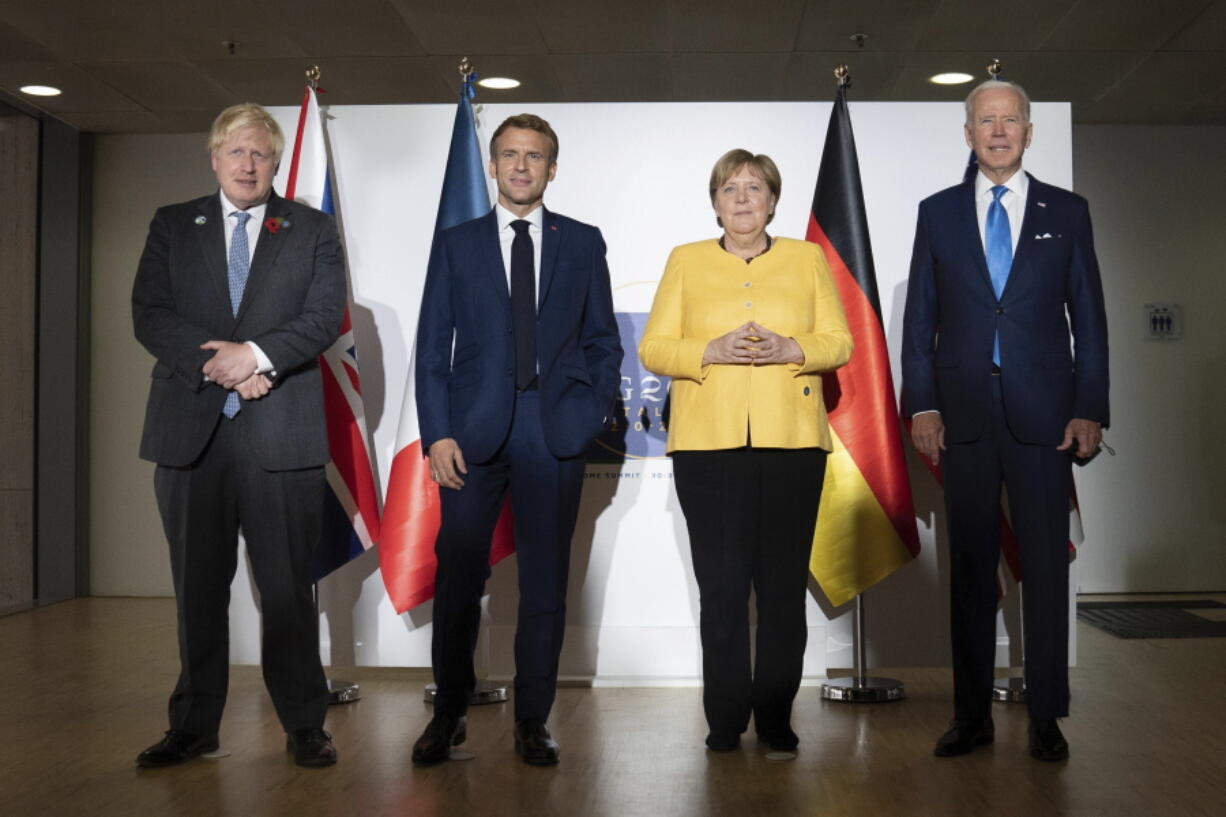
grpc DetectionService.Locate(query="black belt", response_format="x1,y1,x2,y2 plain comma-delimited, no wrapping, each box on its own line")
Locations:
991,364,1001,375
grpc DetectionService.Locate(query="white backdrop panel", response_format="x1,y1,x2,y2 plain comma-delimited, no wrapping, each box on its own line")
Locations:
225,100,1073,679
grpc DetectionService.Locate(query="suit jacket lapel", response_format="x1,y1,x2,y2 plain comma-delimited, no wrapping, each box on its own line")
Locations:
480,209,511,302
236,192,291,323
957,180,996,297
195,195,230,308
1002,172,1042,299
538,207,561,310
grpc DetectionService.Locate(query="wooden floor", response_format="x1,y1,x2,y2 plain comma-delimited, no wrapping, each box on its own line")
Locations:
2,596,1224,817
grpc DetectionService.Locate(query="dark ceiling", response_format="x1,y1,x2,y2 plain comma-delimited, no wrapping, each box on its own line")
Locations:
2,0,1225,133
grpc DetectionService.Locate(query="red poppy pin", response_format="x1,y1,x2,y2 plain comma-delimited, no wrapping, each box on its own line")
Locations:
264,216,290,234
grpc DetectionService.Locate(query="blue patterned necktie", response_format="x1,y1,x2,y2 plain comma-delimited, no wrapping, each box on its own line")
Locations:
223,210,251,418
985,185,1012,366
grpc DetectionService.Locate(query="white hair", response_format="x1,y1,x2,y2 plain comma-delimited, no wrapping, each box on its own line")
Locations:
964,79,1031,124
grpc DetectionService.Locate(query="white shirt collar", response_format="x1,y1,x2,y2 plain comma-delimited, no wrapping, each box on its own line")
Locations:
975,169,1028,202
495,202,544,232
219,190,269,219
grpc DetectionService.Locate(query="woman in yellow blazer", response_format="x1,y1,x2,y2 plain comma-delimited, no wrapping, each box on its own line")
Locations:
639,149,852,755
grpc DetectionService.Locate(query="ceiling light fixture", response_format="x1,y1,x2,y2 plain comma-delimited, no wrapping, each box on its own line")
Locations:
478,77,520,90
929,72,974,85
20,85,62,97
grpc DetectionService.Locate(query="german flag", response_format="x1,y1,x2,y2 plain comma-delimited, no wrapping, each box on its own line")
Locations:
806,79,920,606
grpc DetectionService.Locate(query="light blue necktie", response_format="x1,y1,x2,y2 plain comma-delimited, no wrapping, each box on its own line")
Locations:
223,211,251,418
985,185,1012,366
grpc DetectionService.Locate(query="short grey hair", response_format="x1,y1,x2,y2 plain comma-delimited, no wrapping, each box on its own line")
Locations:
964,79,1031,124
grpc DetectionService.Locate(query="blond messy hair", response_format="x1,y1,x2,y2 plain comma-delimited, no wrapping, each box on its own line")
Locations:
207,103,285,161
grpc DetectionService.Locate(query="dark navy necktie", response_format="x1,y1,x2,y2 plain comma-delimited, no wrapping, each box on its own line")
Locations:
510,219,537,390
224,211,252,418
986,185,1012,366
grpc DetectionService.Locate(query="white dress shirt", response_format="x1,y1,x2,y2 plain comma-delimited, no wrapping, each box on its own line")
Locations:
974,168,1027,255
495,202,544,305
219,190,274,375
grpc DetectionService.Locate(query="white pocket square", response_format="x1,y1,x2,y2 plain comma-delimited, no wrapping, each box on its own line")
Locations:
1035,232,1054,239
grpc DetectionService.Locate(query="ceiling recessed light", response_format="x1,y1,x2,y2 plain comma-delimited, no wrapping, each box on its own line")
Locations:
478,77,520,90
929,72,974,86
20,85,62,97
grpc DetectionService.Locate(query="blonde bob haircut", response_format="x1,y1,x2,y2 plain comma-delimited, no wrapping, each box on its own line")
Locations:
708,149,781,226
207,103,285,161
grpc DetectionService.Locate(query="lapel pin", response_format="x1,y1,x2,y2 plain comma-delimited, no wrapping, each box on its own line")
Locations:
550,225,558,231
195,215,207,225
1036,201,1046,208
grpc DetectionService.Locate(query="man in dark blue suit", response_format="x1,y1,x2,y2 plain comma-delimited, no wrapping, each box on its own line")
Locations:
411,114,623,766
902,81,1109,762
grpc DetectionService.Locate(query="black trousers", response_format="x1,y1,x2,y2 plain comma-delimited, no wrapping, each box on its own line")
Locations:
153,414,329,736
943,377,1072,721
431,391,586,722
672,446,827,738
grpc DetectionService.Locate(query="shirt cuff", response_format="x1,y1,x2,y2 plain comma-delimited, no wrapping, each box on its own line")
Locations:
246,341,276,377
911,409,941,419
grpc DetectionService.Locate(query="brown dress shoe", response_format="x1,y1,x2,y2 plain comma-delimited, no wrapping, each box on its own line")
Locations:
412,714,467,765
286,728,337,767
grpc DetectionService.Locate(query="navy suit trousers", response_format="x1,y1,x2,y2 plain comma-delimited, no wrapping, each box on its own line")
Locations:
943,376,1072,721
431,390,586,722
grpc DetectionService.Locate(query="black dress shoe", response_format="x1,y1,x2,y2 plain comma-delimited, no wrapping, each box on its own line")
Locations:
756,725,799,752
136,730,219,768
1029,718,1069,762
705,732,741,752
933,718,995,757
286,728,337,767
412,714,467,766
514,720,560,766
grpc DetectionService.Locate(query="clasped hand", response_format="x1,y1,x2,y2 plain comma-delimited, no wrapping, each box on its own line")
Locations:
703,322,803,366
201,339,270,401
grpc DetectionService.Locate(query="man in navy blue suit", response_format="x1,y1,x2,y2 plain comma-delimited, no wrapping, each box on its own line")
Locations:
902,81,1109,762
411,114,623,766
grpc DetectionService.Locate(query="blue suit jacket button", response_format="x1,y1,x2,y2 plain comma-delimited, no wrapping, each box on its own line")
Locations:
996,306,1005,315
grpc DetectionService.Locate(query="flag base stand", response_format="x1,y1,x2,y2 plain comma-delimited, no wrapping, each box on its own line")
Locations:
992,677,1026,703
821,676,905,702
423,681,509,706
821,596,906,703
328,679,360,705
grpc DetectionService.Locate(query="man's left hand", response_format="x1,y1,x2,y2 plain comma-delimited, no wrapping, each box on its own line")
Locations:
1057,418,1102,459
234,374,272,400
201,340,258,389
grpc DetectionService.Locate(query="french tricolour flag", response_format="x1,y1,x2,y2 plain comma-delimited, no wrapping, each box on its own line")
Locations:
379,77,514,614
280,86,382,579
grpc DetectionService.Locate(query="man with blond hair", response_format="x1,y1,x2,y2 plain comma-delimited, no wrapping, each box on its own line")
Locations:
132,103,346,768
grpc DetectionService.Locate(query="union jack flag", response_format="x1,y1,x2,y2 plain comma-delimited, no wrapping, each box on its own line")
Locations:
280,85,382,579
